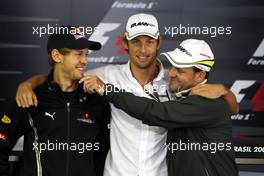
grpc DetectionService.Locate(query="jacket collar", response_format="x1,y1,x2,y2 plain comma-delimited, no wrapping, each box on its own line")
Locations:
46,70,86,101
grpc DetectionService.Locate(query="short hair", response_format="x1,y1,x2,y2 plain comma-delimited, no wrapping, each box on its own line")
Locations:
48,48,71,67
193,67,209,79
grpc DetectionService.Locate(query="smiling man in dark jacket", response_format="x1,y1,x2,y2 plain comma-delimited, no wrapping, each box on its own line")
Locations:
0,26,110,176
86,39,238,176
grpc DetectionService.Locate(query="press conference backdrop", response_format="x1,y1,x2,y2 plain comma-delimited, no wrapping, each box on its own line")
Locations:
0,0,263,174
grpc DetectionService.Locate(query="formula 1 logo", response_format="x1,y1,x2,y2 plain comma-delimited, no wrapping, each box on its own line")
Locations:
88,22,127,57
89,23,121,47
115,33,126,55
247,39,264,65
230,80,264,112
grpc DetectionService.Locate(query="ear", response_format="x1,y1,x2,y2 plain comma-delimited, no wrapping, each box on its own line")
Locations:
194,70,206,83
51,49,63,63
122,38,128,50
157,36,162,50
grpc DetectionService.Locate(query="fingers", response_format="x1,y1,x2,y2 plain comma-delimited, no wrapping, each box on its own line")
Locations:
16,94,21,107
190,84,222,99
20,94,29,108
190,84,212,98
16,83,38,108
80,75,105,95
190,89,206,96
84,80,101,93
79,75,93,84
27,94,34,107
191,84,205,91
33,94,38,107
20,93,33,108
17,93,37,108
83,81,97,94
190,84,205,95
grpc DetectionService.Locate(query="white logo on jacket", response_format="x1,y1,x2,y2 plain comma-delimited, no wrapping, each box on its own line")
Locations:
44,112,56,120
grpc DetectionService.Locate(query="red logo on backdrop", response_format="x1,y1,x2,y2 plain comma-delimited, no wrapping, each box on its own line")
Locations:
115,33,126,55
251,82,264,112
0,133,7,140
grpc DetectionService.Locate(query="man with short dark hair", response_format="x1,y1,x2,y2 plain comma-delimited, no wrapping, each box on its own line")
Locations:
0,27,110,176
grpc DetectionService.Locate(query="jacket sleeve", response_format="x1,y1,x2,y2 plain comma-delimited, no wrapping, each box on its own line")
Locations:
94,96,111,176
0,103,28,175
106,85,230,129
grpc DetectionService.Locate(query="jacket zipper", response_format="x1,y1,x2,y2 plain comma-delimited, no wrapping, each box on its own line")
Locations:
66,102,70,176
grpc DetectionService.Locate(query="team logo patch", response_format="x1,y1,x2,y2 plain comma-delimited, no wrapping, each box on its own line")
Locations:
73,27,85,40
1,115,11,124
0,133,7,140
77,112,95,124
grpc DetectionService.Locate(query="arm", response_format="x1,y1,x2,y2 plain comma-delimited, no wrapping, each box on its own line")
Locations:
222,89,239,114
106,84,229,129
94,96,111,176
190,84,239,114
78,76,230,129
16,74,47,108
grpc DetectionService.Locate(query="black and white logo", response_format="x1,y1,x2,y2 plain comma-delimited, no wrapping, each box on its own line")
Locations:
45,112,56,120
131,22,155,28
247,39,264,66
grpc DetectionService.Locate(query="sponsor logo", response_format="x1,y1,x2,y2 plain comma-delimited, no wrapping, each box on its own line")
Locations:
131,22,155,28
231,113,254,121
89,23,120,47
0,133,7,140
1,115,11,124
230,80,264,113
77,112,95,124
45,112,56,120
88,23,122,63
112,1,157,9
73,27,85,40
230,80,256,103
247,39,264,66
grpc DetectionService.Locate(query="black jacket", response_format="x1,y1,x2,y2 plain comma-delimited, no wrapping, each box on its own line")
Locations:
0,74,110,176
106,85,238,176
